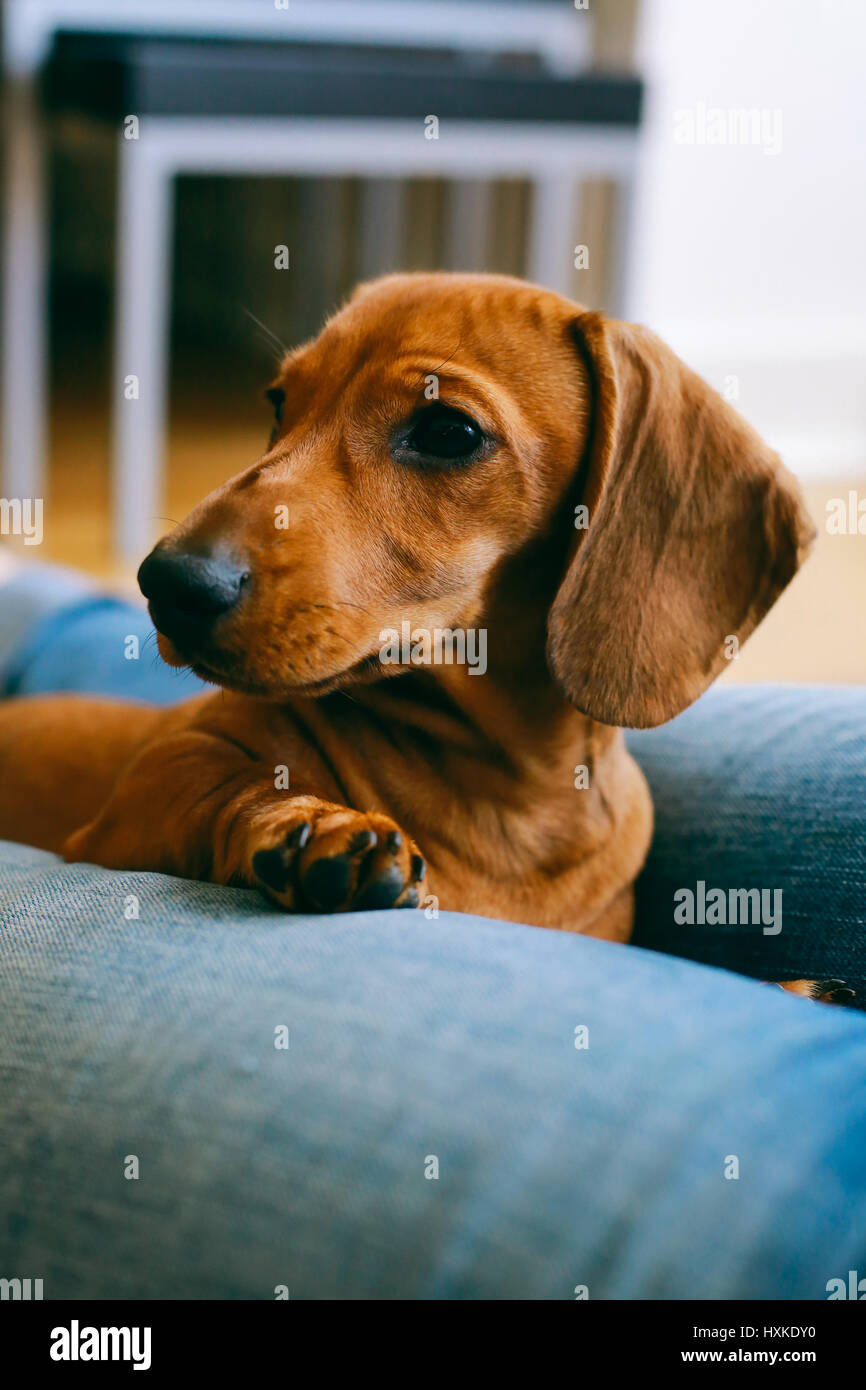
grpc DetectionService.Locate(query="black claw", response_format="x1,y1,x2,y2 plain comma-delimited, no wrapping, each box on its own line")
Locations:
252,821,313,895
386,829,403,853
286,821,311,850
411,854,426,882
353,864,405,911
349,828,378,854
252,845,293,894
302,853,352,912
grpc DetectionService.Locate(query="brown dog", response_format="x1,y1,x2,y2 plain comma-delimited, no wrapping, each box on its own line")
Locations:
0,272,816,948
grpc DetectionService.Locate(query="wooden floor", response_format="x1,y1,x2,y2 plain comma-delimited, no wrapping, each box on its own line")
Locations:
5,379,866,684
717,481,866,685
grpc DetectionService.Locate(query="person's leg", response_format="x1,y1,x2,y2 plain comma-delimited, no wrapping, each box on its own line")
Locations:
0,557,205,703
628,684,866,1006
0,554,92,672
0,558,209,853
1,888,865,1299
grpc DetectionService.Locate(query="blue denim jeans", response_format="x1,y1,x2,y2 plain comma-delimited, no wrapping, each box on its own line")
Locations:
1,566,865,1299
3,565,864,997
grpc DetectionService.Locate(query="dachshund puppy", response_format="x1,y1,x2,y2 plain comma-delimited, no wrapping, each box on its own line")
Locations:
0,273,816,950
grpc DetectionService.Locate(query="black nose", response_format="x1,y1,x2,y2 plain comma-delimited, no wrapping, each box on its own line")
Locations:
138,544,248,638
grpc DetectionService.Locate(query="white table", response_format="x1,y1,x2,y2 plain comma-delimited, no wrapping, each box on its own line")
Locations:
2,2,640,561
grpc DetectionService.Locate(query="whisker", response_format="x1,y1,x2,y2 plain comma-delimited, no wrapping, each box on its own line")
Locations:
412,337,463,391
240,306,289,361
297,599,376,619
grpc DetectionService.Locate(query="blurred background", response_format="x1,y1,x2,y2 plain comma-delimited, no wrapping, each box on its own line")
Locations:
1,0,864,682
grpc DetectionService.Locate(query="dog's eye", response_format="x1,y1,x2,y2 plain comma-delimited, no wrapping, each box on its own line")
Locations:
265,386,285,442
403,405,483,462
266,387,285,424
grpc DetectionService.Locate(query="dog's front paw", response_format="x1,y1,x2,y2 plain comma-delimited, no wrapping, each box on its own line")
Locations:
770,978,856,1005
250,805,426,913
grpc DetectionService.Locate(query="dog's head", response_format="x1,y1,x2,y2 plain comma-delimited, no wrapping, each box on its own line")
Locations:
139,272,814,727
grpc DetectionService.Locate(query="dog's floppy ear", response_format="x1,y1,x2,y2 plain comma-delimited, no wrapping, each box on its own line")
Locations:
547,312,815,729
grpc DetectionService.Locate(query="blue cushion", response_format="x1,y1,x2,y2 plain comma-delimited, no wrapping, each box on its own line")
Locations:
629,684,866,1004
1,577,863,999
0,584,205,704
1,842,865,1300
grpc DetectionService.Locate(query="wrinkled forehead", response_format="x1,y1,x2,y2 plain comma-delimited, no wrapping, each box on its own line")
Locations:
276,276,582,422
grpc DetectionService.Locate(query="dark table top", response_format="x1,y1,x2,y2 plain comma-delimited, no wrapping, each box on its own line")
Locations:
43,32,642,125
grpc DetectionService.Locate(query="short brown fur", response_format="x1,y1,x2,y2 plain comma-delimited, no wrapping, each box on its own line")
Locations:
0,274,814,938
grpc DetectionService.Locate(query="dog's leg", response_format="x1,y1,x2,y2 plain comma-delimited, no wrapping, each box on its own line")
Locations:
768,979,856,1005
62,731,427,913
0,694,161,853
244,795,428,912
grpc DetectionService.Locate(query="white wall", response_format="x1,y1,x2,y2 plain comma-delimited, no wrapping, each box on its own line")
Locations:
629,0,866,477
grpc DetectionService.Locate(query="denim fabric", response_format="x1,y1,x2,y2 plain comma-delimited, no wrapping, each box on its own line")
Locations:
0,572,206,703
1,843,865,1300
1,568,866,1298
0,564,92,667
1,567,863,999
628,686,866,1004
